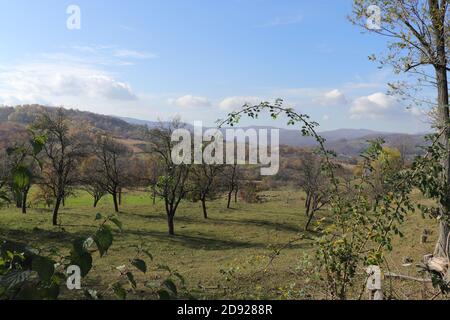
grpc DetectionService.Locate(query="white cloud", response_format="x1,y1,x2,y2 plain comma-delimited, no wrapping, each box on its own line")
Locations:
314,89,348,106
219,96,262,110
0,62,138,104
170,95,211,108
113,49,158,59
349,92,397,119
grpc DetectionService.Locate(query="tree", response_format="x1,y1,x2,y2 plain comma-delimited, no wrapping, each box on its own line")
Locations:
147,120,190,235
129,154,163,205
79,156,107,208
3,133,44,214
146,157,164,205
354,145,404,195
350,0,449,258
222,164,240,209
31,184,55,208
190,162,223,219
94,135,131,213
0,152,10,207
31,108,85,226
297,152,330,231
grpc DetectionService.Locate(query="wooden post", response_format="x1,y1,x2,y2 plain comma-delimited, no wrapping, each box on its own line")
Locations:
366,265,383,300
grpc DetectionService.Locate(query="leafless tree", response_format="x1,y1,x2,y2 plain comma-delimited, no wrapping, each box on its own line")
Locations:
79,156,107,208
147,119,190,235
94,135,131,213
298,152,329,231
31,108,86,225
191,162,223,219
222,164,240,209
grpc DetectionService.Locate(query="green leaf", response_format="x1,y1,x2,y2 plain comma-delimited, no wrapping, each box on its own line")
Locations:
0,270,32,289
0,286,5,297
112,282,127,300
131,259,147,273
70,239,93,277
93,226,113,257
126,272,137,289
158,289,171,300
32,256,55,283
162,279,177,295
41,281,60,300
31,135,46,155
109,217,123,232
12,166,31,189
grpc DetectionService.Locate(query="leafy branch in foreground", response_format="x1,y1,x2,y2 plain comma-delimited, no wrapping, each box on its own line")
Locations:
0,214,121,300
217,100,418,299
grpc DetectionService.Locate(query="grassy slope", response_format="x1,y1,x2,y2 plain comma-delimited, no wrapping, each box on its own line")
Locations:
0,189,439,299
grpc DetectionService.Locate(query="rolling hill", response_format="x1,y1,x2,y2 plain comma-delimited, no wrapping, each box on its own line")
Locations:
0,105,427,159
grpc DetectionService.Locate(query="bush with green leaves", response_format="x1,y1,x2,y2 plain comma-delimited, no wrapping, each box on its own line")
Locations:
0,214,122,300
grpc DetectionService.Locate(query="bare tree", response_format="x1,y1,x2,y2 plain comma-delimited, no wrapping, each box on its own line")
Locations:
94,135,131,213
191,163,223,219
147,120,190,235
298,152,329,231
140,155,164,205
351,0,449,258
222,164,240,209
79,156,107,208
31,108,85,226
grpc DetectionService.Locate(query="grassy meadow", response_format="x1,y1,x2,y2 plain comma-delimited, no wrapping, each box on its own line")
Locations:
0,188,439,300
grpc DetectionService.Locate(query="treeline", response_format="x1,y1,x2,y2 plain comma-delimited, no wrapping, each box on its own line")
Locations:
0,104,144,139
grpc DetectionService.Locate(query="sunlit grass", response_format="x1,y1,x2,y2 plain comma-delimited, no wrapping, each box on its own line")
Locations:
0,188,438,299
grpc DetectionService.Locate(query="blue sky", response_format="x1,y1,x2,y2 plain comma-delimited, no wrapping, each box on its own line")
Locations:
0,0,430,133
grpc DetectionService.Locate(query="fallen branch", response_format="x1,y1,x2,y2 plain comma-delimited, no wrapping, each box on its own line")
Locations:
385,272,431,283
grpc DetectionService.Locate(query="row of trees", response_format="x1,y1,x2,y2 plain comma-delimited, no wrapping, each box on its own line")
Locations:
144,120,243,235
0,111,245,235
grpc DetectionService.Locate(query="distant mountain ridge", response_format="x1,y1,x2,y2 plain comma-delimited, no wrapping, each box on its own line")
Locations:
0,105,427,158
117,116,425,158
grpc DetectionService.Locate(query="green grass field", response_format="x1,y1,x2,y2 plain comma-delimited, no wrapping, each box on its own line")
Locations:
0,189,439,299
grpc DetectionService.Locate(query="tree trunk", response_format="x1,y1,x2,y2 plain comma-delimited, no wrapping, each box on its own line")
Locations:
112,192,119,213
15,191,22,208
227,189,233,209
168,214,175,236
93,197,99,208
305,210,315,231
118,188,122,205
21,188,29,214
305,193,312,216
432,3,450,258
52,197,62,226
201,197,208,219
436,76,450,258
